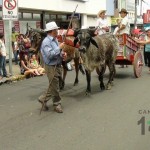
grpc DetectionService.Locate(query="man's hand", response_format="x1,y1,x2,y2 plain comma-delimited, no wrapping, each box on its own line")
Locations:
59,42,65,49
102,27,109,32
61,50,67,61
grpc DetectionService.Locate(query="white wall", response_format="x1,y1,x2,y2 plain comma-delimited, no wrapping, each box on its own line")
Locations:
18,0,106,15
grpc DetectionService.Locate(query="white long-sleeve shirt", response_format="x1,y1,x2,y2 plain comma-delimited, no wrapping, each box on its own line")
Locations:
96,18,108,35
0,39,6,57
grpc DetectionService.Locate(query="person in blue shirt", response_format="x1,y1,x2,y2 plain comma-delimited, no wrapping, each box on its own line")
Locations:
39,21,66,113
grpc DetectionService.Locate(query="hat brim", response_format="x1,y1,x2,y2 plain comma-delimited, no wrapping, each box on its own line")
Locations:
97,10,106,17
119,11,128,14
44,27,60,32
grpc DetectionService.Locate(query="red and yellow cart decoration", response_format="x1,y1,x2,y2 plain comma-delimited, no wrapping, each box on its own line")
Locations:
116,34,143,78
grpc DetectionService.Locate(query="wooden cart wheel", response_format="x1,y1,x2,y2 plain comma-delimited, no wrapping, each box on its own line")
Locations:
133,51,143,78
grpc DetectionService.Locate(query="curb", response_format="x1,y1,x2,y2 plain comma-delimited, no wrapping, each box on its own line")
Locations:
0,75,26,85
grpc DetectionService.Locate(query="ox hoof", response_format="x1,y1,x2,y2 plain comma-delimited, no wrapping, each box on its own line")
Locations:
74,80,79,86
100,84,105,90
106,83,112,90
111,81,114,86
85,90,91,96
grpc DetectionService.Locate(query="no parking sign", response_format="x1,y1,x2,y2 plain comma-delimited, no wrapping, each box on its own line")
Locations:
2,0,18,20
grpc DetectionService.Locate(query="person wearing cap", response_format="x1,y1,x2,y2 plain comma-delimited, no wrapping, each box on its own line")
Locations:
39,21,66,113
96,10,109,35
116,8,130,35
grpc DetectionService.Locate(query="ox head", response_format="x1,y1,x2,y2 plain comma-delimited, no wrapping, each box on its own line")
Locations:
73,27,98,53
29,28,47,53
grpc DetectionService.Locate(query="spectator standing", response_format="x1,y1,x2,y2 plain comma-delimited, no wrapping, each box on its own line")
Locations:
39,21,67,113
0,34,8,80
11,27,19,51
13,35,19,65
135,29,150,71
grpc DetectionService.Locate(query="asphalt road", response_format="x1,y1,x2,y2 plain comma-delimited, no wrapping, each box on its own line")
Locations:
0,65,150,150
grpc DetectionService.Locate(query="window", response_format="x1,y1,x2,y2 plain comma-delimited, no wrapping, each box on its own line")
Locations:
33,14,40,19
50,15,56,20
57,15,67,21
23,13,32,19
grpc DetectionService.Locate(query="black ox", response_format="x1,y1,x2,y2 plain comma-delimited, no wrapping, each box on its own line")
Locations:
74,28,119,94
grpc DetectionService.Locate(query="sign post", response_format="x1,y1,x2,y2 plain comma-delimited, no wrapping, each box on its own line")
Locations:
2,0,18,76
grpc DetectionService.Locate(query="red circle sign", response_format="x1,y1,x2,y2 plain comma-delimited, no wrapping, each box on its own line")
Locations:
4,0,16,10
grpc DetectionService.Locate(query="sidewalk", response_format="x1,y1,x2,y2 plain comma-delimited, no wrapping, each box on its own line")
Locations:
6,62,20,76
0,62,25,85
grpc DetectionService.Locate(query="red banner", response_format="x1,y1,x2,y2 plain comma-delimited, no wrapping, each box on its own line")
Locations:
143,13,150,24
0,21,4,34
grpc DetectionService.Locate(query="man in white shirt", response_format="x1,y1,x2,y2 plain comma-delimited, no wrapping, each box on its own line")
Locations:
116,8,130,35
0,34,8,80
96,10,109,35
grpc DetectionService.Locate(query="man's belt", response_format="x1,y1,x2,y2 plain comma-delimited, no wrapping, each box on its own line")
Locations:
51,64,61,67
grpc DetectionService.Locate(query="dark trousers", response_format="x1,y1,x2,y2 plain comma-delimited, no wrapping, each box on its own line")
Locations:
0,55,7,77
145,52,150,68
13,50,19,64
143,45,148,65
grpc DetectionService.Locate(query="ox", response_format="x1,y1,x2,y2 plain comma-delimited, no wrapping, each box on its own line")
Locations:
28,28,84,89
74,28,119,94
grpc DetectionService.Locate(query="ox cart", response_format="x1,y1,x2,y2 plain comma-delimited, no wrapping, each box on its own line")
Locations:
116,34,143,78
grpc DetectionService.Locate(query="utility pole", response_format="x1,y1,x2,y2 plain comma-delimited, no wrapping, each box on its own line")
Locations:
134,0,138,29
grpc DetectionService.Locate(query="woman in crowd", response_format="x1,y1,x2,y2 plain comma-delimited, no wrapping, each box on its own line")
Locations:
18,34,31,60
135,29,150,71
20,54,40,76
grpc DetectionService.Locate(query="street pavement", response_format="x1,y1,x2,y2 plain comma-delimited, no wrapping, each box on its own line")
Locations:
0,65,150,150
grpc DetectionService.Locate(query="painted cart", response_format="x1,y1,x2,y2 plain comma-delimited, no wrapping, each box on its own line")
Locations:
116,34,143,78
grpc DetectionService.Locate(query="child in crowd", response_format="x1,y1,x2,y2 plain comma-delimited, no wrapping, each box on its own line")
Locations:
30,54,45,75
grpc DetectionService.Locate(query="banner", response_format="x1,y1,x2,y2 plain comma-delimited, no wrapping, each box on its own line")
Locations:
0,21,4,34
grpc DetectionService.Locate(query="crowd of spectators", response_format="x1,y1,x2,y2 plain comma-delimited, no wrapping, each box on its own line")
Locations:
11,27,45,78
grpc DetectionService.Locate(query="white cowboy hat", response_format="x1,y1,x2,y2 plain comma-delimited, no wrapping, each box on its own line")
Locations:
44,21,60,32
97,10,106,17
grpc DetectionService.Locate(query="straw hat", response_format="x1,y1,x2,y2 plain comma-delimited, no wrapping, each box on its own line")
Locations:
119,8,128,14
44,21,60,32
97,10,106,17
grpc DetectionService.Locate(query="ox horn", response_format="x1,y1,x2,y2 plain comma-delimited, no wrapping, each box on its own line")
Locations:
88,27,98,36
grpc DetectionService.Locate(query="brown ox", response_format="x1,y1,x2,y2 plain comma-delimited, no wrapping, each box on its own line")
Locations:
28,28,84,89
